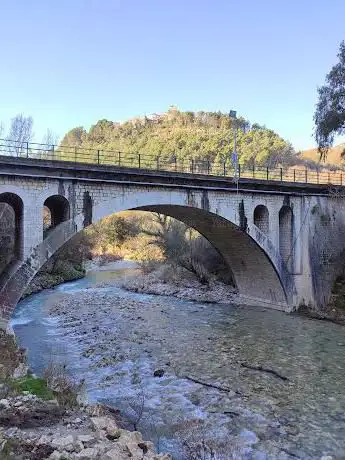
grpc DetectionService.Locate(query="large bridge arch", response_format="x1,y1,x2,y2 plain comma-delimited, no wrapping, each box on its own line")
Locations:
0,187,296,327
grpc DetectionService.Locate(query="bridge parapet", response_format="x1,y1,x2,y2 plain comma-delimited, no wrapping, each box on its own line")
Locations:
0,139,344,187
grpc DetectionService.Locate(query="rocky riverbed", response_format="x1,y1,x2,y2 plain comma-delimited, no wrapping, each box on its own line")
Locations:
120,262,238,304
0,395,170,459
10,262,345,459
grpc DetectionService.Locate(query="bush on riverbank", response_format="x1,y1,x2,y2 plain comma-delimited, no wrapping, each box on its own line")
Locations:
137,212,234,285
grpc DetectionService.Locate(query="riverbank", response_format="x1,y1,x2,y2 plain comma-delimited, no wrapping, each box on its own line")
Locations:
0,330,170,460
23,260,86,298
115,262,238,305
121,261,345,325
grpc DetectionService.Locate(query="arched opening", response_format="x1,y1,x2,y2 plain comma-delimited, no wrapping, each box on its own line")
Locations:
0,193,24,275
279,205,293,272
136,205,288,307
43,195,70,237
1,202,291,324
253,205,269,234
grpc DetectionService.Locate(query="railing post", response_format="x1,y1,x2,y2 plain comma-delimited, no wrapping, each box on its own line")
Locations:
305,167,308,183
293,169,296,182
317,169,319,184
74,146,77,163
174,157,177,171
118,151,121,166
138,154,141,169
252,165,255,178
223,162,226,176
238,163,241,178
266,167,269,180
26,142,29,158
328,171,331,183
191,158,194,174
157,157,159,170
341,173,343,186
280,167,283,182
207,160,210,175
97,150,100,165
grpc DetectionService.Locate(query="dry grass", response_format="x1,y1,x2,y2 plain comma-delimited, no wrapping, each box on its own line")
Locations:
43,362,85,409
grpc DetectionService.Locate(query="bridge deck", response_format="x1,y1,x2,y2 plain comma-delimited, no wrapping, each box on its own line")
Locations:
0,155,342,196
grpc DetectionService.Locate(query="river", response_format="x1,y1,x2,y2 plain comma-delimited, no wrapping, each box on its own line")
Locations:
10,262,345,459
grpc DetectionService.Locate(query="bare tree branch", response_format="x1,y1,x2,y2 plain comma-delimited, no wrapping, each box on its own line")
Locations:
42,128,59,147
7,114,34,156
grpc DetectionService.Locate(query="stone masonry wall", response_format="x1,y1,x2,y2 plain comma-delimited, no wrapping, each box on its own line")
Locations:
3,172,342,324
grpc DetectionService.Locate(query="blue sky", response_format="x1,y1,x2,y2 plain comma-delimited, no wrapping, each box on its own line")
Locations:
1,0,344,150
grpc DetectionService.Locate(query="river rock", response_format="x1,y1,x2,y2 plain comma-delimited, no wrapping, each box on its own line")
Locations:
49,450,69,460
106,426,121,440
51,434,74,450
239,429,259,445
153,369,165,377
0,399,10,409
104,445,125,459
91,415,118,432
77,434,96,447
12,363,28,378
76,447,100,458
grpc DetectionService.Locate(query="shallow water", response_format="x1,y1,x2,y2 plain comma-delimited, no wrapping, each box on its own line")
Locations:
11,264,345,459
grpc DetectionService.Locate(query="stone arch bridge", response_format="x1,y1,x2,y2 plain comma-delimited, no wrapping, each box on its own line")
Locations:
0,156,345,329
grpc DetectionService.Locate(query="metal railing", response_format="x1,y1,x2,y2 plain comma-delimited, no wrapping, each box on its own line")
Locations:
0,138,343,186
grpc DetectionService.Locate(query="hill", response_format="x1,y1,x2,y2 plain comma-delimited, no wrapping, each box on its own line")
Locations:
60,107,297,168
299,144,345,166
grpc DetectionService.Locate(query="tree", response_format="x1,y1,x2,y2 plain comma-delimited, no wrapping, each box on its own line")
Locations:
7,114,33,156
60,126,86,146
314,41,345,160
42,128,59,147
57,109,295,168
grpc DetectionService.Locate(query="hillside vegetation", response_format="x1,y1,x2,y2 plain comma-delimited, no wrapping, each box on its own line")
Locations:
298,143,345,167
61,107,298,168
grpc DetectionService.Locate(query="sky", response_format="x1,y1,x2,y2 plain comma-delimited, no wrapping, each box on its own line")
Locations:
0,0,344,151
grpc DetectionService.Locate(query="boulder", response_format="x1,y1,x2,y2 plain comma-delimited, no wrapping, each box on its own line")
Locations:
77,434,96,447
91,415,118,432
104,445,126,459
51,434,74,450
12,363,28,379
106,426,121,440
76,447,100,459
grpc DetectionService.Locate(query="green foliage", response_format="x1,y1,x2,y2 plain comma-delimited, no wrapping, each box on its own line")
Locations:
60,126,87,146
102,216,138,245
314,41,345,159
8,376,55,400
87,214,140,253
59,108,295,167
